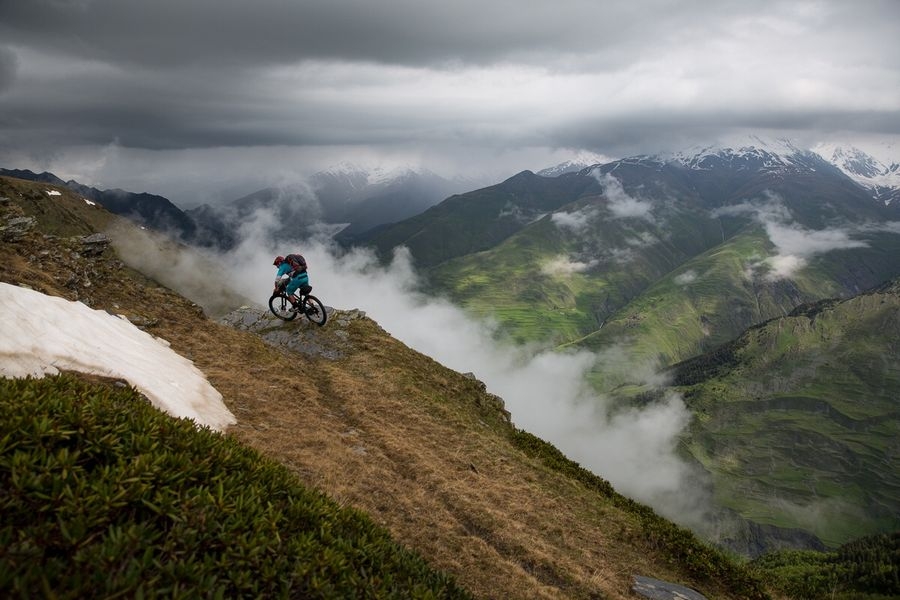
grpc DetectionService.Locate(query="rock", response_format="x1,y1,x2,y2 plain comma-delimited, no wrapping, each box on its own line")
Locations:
116,314,160,329
80,233,111,256
0,216,36,241
218,306,346,360
632,576,707,600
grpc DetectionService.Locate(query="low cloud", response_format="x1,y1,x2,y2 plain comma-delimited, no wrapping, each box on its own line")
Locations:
674,269,698,285
113,205,716,529
550,206,596,233
104,205,712,528
541,255,598,275
713,194,869,279
593,172,656,221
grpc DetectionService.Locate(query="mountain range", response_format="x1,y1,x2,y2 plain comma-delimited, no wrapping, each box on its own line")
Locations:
2,154,899,598
361,138,900,553
3,138,899,557
0,163,478,249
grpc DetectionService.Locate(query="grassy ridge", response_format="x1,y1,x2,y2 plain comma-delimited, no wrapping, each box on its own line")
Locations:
509,430,771,600
368,171,596,268
569,227,845,368
429,198,725,346
0,375,471,599
673,283,900,547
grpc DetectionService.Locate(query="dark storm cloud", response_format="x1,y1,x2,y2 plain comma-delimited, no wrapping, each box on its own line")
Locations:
0,0,732,68
0,0,898,187
0,46,17,94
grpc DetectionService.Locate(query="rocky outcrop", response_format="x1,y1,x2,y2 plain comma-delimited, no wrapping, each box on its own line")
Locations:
219,306,367,360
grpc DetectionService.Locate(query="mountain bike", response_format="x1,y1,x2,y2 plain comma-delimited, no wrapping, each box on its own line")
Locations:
269,285,327,326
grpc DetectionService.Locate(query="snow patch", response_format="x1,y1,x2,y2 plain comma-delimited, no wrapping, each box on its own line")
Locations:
0,283,235,431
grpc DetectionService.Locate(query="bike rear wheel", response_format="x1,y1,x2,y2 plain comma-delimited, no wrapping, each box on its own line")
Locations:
303,295,327,326
269,293,299,321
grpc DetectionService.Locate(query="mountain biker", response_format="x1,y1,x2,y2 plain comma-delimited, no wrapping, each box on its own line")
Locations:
273,254,310,307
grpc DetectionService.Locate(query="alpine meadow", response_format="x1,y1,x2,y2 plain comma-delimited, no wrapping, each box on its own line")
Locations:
2,1,900,598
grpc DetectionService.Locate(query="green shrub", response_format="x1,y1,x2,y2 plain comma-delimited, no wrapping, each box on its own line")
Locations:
753,533,900,600
0,375,471,599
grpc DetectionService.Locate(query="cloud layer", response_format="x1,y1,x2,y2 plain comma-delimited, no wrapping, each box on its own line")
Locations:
713,195,873,279
1,0,899,202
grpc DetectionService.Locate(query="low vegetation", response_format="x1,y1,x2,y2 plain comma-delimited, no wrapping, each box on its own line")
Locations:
0,375,471,599
752,532,900,600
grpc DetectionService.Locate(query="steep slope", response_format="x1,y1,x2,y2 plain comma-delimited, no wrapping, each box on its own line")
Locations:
1,374,470,598
363,170,599,268
815,144,900,210
1,175,772,599
0,168,208,244
668,281,900,548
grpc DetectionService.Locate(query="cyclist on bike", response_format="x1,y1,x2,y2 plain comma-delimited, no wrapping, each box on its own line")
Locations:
273,254,310,308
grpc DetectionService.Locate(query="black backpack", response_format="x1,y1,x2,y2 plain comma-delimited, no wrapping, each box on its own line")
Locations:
285,253,307,273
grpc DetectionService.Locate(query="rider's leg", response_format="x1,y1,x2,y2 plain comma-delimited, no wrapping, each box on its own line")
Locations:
285,278,301,302
285,273,309,300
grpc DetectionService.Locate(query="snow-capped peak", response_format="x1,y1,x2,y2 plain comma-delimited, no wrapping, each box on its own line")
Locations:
649,135,813,171
367,164,422,185
538,151,611,177
820,146,884,178
313,161,433,187
812,142,900,206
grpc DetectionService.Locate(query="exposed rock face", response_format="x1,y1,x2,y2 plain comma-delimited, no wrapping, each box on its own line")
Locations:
1,216,36,241
719,519,827,558
218,305,365,360
80,233,112,256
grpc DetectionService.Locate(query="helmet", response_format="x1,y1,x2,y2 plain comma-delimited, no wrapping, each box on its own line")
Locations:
273,255,285,266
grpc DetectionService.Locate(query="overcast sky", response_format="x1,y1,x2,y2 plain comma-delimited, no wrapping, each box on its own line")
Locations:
1,0,899,205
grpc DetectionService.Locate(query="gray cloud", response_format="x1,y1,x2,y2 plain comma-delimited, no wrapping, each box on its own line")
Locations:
1,0,899,199
0,46,16,94
0,0,766,68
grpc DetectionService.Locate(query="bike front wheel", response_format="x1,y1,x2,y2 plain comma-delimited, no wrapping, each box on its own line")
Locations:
269,294,299,321
303,295,327,326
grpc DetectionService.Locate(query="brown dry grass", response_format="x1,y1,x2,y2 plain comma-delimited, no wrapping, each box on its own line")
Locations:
0,176,764,600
